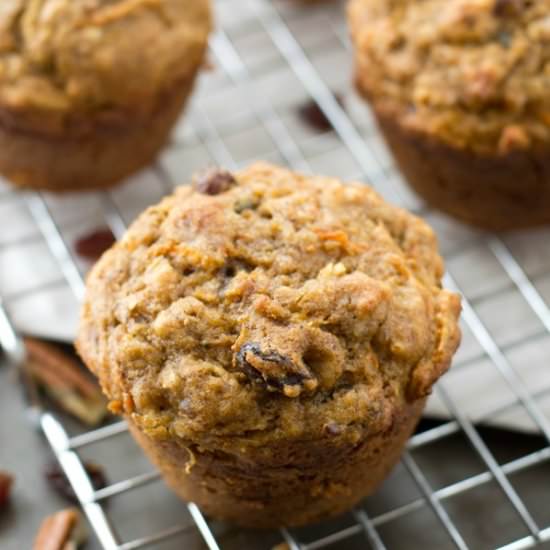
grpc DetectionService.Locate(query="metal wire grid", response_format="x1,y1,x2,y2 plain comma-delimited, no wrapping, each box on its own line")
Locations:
1,0,550,548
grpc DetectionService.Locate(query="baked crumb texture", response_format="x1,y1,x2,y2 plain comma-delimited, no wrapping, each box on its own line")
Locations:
0,0,211,191
78,163,461,526
349,0,550,230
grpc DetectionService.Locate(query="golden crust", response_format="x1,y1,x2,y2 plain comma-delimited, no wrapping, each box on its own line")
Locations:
77,163,461,451
77,163,460,526
349,0,550,154
0,0,212,133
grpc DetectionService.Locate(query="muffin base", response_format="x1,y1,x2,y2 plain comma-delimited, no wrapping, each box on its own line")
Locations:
0,75,197,193
370,106,550,232
128,398,425,529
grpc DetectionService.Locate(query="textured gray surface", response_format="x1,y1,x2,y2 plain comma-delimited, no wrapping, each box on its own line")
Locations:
2,355,549,550
0,357,201,550
1,0,550,548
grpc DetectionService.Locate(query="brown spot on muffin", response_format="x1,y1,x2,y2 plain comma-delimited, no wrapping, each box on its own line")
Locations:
493,0,524,17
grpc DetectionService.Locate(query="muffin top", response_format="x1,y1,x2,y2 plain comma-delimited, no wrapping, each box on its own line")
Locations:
349,0,550,154
0,0,211,131
77,163,461,452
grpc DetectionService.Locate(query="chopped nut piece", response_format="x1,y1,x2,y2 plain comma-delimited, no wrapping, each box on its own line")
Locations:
45,462,108,505
0,471,13,508
193,168,237,195
24,338,108,426
33,508,87,550
233,195,260,213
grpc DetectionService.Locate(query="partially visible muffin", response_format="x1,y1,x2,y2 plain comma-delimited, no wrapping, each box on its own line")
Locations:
77,163,461,527
0,0,211,192
349,0,550,230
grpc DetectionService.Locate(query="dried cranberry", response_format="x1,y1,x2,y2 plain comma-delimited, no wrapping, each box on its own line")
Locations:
45,462,107,504
298,93,344,133
75,228,115,261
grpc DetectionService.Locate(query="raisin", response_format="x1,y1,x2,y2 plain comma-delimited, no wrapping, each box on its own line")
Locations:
298,93,344,133
235,343,317,397
194,168,237,195
75,228,115,261
45,462,108,505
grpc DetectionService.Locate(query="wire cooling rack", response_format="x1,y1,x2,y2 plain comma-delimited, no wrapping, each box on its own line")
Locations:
1,0,550,548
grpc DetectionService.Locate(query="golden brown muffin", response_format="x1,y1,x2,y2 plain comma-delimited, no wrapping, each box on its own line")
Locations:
77,163,461,527
349,0,550,230
0,0,211,192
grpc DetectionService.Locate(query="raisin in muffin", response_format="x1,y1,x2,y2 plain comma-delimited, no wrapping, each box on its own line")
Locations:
0,0,211,192
349,0,550,230
77,163,461,527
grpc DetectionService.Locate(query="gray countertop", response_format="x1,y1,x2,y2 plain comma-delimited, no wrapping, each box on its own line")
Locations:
2,354,549,550
1,1,550,548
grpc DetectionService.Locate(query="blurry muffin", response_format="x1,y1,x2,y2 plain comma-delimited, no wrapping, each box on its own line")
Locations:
349,0,550,230
77,163,461,527
0,0,211,192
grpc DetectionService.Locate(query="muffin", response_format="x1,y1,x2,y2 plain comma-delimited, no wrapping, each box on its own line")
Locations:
77,163,461,527
349,0,550,230
0,0,211,192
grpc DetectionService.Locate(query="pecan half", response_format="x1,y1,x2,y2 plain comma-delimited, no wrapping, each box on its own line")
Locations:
193,168,237,195
24,338,108,427
33,508,87,550
235,342,318,398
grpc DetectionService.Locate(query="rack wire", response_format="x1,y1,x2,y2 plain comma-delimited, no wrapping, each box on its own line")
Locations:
1,0,550,548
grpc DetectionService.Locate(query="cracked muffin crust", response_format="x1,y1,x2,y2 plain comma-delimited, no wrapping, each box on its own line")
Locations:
349,0,550,230
0,0,211,191
77,163,461,527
